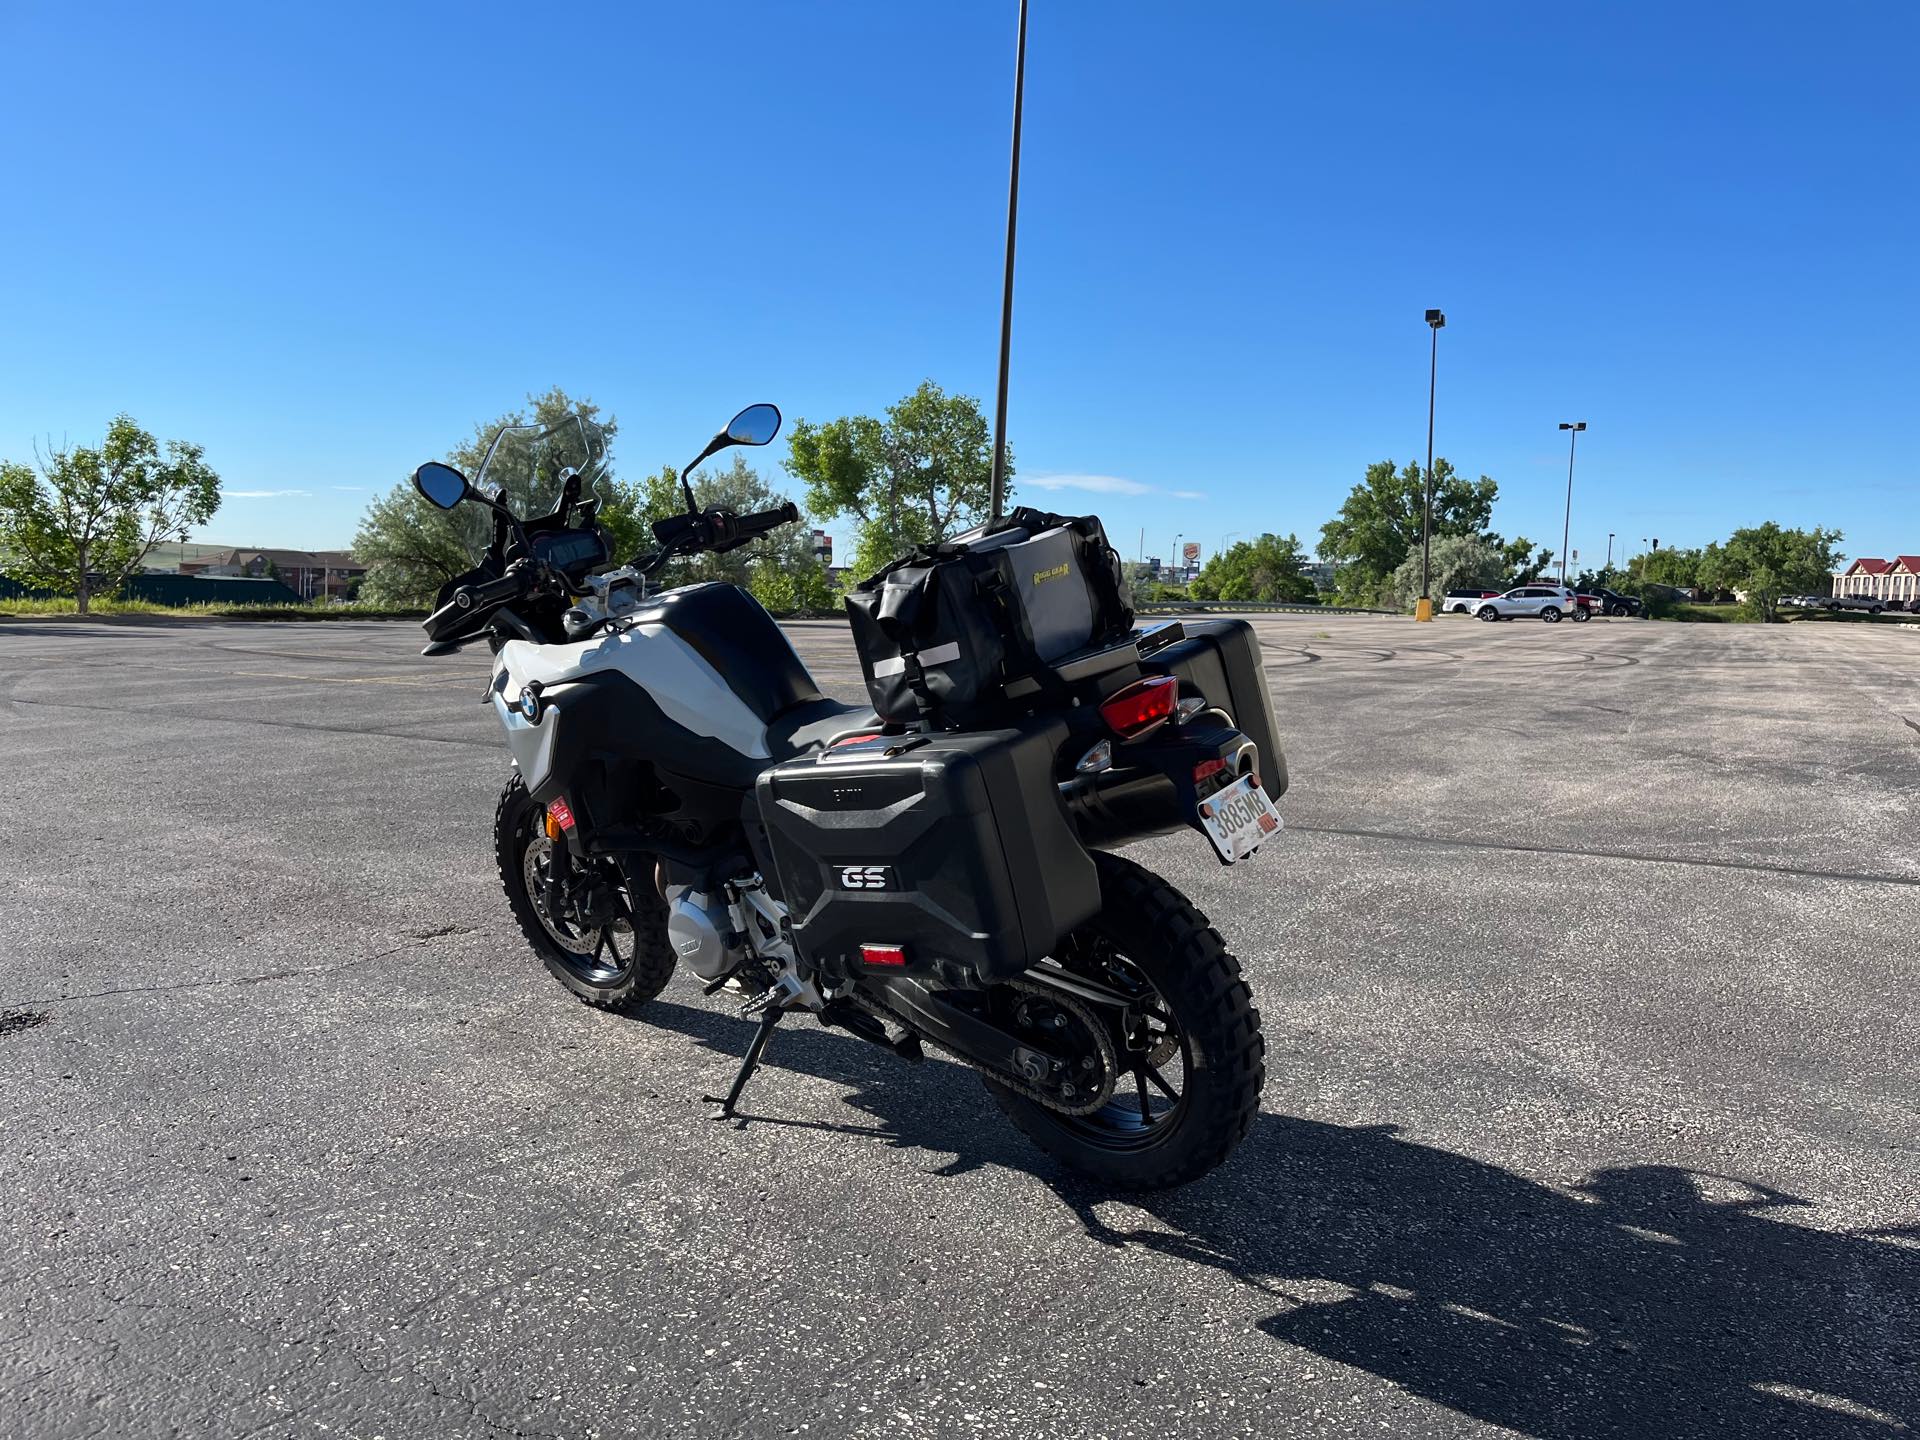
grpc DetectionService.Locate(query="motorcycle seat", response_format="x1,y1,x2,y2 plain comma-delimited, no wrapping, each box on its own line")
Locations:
765,695,881,763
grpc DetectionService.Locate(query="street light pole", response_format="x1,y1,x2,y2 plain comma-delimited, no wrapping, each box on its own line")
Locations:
1557,421,1586,587
1606,532,1615,571
1418,309,1445,621
988,0,1029,525
1174,532,1184,582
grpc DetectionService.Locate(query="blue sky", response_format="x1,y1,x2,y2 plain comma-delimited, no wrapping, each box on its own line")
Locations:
3,1,1915,569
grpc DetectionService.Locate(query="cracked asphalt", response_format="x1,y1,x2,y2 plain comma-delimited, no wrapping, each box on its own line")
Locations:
2,612,1916,1439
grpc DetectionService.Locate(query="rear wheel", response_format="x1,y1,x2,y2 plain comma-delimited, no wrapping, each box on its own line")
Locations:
494,774,676,1013
984,853,1265,1190
1541,606,1562,623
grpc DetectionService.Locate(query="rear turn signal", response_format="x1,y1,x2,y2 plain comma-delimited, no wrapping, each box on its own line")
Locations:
860,944,908,968
1098,676,1179,741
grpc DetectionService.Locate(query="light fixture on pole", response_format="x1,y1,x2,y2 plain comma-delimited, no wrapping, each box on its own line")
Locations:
1557,421,1586,587
1417,309,1445,622
988,0,1029,524
1606,532,1615,571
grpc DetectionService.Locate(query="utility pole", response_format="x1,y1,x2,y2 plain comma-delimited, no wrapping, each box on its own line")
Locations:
1417,309,1445,621
1557,422,1586,587
988,0,1029,524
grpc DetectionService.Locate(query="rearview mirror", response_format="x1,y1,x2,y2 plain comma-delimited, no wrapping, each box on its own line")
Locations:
413,462,469,510
725,404,781,447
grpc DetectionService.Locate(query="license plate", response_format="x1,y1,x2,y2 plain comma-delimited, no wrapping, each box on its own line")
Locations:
1197,773,1283,863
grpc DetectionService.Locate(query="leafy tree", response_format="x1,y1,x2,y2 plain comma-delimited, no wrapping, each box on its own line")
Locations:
1189,533,1316,604
0,415,220,612
355,388,631,605
1573,565,1629,591
1626,545,1706,592
1698,523,1843,621
1499,538,1557,585
1317,458,1545,605
785,380,1003,578
1387,533,1509,611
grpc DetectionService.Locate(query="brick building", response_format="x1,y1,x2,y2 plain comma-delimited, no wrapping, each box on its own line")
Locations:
188,548,366,600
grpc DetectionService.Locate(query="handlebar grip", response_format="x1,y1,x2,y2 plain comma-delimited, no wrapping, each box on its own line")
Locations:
455,569,528,610
738,502,800,535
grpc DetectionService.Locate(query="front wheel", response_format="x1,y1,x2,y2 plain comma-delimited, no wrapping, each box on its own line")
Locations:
984,853,1265,1190
1572,606,1590,623
494,774,677,1013
1477,605,1500,621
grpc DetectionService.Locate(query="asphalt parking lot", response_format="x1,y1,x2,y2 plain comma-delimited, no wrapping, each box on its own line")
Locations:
3,612,1916,1439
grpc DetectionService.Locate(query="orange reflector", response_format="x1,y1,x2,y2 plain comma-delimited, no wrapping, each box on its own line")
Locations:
860,944,908,968
544,813,563,841
1099,676,1179,740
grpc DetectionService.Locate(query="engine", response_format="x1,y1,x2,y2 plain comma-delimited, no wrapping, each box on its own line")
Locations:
663,885,746,982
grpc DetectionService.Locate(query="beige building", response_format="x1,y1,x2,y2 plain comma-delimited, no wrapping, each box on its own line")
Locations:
1835,556,1920,605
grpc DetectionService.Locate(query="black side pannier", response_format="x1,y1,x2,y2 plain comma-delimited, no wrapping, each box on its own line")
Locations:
754,718,1101,988
844,507,1133,725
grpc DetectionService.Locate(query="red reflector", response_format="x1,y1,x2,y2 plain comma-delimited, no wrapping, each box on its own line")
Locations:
1193,757,1226,783
547,798,576,831
830,732,880,748
860,944,908,967
1099,676,1179,740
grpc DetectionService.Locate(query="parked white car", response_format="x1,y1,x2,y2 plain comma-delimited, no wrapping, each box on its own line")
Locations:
1471,584,1585,623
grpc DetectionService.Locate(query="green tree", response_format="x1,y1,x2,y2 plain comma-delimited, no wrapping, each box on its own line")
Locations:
1626,545,1706,592
1387,533,1510,611
0,414,221,612
355,388,631,605
1189,533,1316,603
785,380,1002,578
1698,523,1843,622
1318,458,1545,605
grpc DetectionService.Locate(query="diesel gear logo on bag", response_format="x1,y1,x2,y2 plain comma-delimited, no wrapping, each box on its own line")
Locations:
1031,562,1069,585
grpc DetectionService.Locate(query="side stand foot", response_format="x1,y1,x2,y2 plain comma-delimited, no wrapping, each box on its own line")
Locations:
703,1006,783,1120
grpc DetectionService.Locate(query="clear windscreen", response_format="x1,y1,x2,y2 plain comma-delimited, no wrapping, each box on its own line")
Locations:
473,414,609,516
445,413,610,566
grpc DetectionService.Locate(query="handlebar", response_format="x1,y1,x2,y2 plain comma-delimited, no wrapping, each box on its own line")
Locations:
643,501,800,568
714,502,801,553
454,564,532,611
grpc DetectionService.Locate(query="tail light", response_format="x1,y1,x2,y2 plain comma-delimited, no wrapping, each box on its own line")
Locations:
1098,676,1179,741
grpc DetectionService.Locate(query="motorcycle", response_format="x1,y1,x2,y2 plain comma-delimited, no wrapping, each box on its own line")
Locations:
411,405,1286,1189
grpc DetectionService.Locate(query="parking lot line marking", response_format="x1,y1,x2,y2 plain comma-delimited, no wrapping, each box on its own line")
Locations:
221,668,467,687
1289,821,1920,890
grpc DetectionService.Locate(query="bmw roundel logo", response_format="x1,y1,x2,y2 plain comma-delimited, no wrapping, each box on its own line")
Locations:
517,687,541,722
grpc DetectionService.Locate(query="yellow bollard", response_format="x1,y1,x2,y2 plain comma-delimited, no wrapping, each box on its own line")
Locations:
1414,597,1434,623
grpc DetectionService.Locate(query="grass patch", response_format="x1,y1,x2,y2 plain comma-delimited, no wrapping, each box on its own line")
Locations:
0,597,426,621
1662,602,1739,623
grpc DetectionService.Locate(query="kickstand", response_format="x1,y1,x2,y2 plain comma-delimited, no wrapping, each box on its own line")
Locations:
704,1004,783,1121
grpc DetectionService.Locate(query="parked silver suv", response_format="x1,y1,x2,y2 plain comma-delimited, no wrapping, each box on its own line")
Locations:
1472,584,1586,623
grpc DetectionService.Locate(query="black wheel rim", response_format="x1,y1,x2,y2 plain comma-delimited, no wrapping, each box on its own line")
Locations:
521,811,634,988
1049,937,1191,1151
